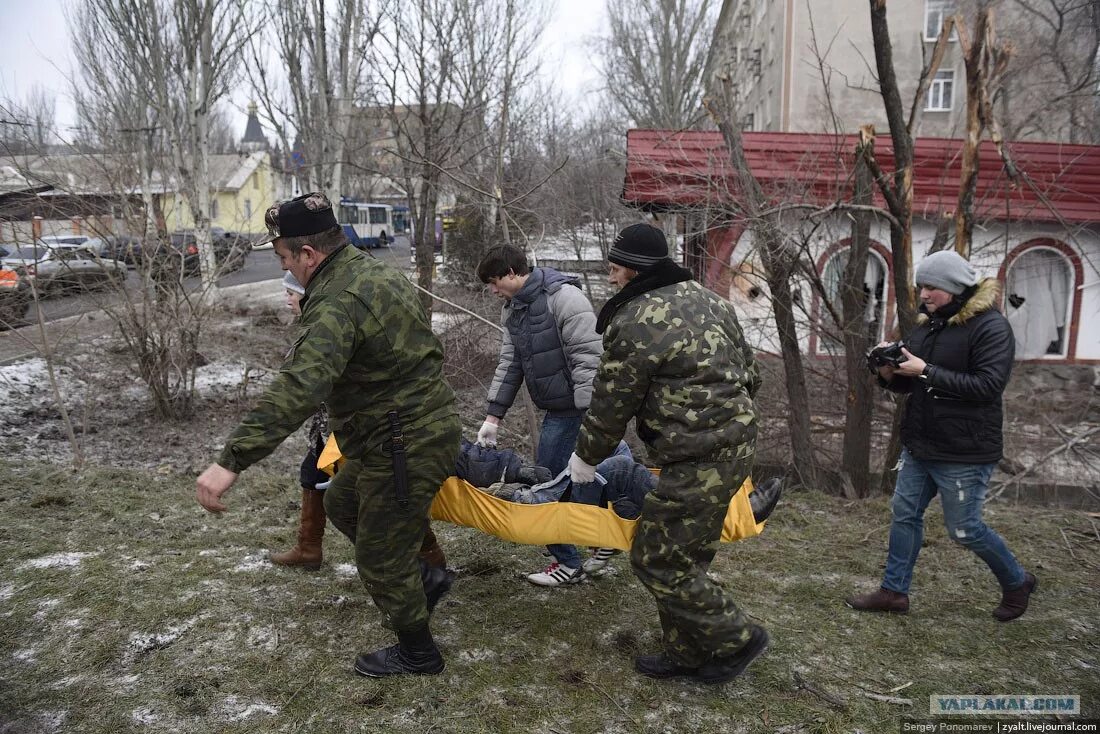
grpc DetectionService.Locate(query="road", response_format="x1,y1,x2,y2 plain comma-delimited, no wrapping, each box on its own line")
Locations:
21,235,414,324
0,236,415,365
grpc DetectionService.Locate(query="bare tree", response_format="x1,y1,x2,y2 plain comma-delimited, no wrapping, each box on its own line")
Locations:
999,0,1100,144
598,0,717,129
244,0,381,205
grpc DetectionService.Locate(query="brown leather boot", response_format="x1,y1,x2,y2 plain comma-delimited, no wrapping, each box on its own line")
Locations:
845,587,910,614
993,572,1037,622
271,488,325,570
418,526,447,569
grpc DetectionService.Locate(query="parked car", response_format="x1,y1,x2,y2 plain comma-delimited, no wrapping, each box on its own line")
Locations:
166,230,249,275
0,267,30,326
85,236,145,266
0,243,125,295
39,235,91,249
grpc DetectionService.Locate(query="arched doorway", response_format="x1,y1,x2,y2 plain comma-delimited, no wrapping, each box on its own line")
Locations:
1005,246,1075,359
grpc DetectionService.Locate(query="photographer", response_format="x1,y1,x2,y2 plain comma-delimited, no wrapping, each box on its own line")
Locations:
846,250,1036,622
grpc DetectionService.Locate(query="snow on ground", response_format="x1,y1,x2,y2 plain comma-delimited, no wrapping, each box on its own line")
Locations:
192,361,273,395
333,563,357,578
17,552,94,571
231,553,270,573
221,696,279,722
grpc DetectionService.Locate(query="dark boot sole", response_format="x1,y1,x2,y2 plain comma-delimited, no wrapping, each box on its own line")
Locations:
354,660,445,677
844,600,909,614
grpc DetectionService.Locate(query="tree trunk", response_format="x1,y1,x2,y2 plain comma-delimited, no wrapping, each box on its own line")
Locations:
840,142,875,497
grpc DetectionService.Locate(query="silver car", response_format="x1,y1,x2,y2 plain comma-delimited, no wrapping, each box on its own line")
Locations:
0,242,125,296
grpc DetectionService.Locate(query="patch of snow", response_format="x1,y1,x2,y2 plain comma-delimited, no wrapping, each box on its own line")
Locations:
192,361,273,396
0,582,14,601
13,647,38,663
198,549,220,557
232,554,269,572
18,552,94,570
131,707,159,725
33,598,61,622
128,559,151,571
126,617,198,661
221,696,279,722
246,626,278,652
457,648,498,663
333,563,358,578
36,711,67,733
431,311,471,335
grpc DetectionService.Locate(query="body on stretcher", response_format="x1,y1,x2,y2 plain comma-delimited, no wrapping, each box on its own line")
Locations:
318,435,765,552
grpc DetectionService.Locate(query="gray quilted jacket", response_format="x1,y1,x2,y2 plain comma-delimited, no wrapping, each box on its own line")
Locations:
486,267,602,418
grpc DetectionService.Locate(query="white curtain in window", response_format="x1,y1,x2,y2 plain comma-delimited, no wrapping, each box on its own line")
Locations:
1006,249,1072,358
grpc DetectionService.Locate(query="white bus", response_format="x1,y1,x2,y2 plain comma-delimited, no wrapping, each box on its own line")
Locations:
338,200,394,249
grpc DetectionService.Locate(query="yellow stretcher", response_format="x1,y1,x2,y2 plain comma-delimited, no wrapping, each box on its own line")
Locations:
319,436,764,552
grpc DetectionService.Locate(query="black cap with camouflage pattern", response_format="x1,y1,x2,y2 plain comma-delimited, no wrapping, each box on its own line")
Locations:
258,192,339,245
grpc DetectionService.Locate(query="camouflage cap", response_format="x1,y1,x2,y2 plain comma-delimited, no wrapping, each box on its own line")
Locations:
257,192,339,245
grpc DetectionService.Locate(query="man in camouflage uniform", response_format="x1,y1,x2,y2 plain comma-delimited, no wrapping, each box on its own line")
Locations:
196,193,460,678
568,223,769,684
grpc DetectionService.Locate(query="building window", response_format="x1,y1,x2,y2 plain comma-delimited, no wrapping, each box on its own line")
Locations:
926,70,954,111
210,198,219,221
818,248,888,354
244,199,252,219
252,173,259,189
924,0,957,41
1006,247,1074,358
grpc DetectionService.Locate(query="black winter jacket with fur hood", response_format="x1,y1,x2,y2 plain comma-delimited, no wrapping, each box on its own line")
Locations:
885,278,1015,464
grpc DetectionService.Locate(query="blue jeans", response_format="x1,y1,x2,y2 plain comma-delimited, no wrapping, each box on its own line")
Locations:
882,448,1026,595
539,413,584,569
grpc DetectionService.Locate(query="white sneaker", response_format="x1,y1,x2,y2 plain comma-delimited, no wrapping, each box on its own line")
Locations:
526,562,585,587
582,547,619,573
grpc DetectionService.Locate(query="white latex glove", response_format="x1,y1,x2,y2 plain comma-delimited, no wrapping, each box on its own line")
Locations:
567,452,597,484
476,420,499,447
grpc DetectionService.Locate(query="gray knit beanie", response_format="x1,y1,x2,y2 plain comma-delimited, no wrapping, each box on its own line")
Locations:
282,271,306,295
915,251,978,295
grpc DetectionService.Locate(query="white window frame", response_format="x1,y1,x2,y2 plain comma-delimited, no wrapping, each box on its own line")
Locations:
1006,246,1075,360
925,69,954,111
924,0,957,42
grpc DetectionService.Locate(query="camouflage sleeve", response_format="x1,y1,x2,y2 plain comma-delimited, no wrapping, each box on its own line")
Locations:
216,293,361,473
575,314,654,465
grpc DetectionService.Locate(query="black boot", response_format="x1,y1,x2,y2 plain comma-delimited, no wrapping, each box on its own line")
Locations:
421,559,455,614
354,625,445,677
750,478,783,523
696,625,769,684
634,653,700,680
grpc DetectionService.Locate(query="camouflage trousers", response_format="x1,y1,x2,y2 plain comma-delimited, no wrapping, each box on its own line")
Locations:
324,413,460,633
630,451,754,668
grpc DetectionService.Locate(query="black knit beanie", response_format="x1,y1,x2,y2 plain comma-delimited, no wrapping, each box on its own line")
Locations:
608,223,669,272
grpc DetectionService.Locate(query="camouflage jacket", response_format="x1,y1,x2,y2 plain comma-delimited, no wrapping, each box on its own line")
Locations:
576,280,761,466
217,245,456,472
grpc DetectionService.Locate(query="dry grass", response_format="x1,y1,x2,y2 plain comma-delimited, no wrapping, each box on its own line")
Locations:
1,460,1097,734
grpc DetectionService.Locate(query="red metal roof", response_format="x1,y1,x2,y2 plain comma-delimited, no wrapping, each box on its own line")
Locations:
623,129,1100,224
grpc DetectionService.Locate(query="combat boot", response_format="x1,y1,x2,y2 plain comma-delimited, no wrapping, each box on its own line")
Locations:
696,625,769,684
992,572,1037,622
634,653,700,680
354,625,445,677
845,588,909,614
270,488,325,570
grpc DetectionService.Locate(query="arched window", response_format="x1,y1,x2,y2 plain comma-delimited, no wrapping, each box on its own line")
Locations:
818,248,888,353
1006,247,1073,358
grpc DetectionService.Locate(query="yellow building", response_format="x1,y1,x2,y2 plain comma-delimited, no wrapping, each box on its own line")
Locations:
159,151,275,236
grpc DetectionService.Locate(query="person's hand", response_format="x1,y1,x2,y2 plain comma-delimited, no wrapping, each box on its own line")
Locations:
477,418,499,447
894,347,927,378
196,463,239,513
567,452,597,484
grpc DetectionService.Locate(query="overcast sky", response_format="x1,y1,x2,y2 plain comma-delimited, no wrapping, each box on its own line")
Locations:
0,0,606,141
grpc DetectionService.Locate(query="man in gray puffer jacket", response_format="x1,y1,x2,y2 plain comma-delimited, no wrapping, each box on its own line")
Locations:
476,244,604,586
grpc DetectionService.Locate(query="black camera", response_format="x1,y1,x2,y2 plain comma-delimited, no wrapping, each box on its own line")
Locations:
866,340,908,370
